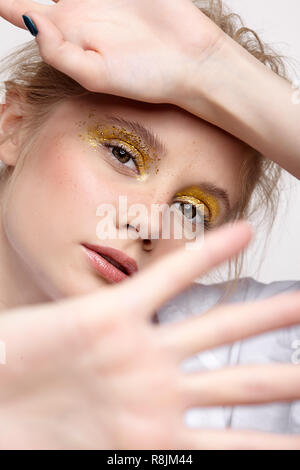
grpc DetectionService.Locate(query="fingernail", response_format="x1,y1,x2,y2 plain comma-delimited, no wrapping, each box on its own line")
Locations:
22,15,38,37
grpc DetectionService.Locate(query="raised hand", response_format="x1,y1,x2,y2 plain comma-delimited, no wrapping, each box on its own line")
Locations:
0,0,226,102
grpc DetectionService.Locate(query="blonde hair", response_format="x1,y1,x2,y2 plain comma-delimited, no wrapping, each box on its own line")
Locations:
0,0,294,302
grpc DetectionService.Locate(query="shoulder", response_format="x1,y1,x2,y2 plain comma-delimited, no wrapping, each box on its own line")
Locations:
192,276,300,303
157,277,300,323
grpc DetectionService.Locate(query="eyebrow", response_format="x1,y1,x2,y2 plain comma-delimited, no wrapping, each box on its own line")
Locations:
102,114,168,158
196,181,232,216
100,115,232,216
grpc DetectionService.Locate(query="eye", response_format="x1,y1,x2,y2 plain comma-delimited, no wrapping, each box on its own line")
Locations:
173,201,211,229
103,143,139,171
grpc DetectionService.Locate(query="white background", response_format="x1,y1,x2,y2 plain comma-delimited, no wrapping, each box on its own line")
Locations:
0,0,299,283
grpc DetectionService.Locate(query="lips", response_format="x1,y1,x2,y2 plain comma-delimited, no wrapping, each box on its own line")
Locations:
82,243,138,283
99,253,128,275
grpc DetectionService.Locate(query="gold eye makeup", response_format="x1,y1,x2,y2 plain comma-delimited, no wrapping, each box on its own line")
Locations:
78,120,162,181
76,115,231,229
173,186,221,226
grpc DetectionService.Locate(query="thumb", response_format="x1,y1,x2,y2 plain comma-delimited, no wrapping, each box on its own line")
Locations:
22,11,106,92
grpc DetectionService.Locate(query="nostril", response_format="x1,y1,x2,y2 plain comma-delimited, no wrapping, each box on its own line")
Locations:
151,311,159,324
143,239,152,251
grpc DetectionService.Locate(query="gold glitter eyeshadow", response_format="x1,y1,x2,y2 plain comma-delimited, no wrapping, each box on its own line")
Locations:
78,123,161,181
174,186,220,222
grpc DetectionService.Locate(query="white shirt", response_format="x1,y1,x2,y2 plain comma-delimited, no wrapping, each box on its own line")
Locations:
157,277,300,434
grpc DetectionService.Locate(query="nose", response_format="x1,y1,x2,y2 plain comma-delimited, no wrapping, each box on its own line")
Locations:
117,197,163,236
126,223,153,252
116,203,163,253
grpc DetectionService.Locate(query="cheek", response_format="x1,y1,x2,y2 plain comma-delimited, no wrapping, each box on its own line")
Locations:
2,137,122,259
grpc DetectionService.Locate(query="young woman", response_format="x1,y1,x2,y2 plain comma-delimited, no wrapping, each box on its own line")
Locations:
0,0,299,449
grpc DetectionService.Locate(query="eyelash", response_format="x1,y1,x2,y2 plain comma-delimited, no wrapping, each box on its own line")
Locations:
102,143,212,231
173,202,212,231
102,142,140,172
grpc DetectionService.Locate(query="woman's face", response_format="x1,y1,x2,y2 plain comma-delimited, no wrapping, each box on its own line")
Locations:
1,93,247,300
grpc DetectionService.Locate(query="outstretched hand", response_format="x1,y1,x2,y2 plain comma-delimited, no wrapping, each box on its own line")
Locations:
1,221,300,449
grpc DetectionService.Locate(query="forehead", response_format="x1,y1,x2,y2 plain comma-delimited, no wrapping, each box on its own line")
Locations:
52,93,248,198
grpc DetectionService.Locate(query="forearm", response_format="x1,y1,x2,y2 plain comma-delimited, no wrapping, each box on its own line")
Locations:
177,35,300,180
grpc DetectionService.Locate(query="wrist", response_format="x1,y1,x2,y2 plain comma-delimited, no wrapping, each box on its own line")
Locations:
173,32,234,110
174,32,300,178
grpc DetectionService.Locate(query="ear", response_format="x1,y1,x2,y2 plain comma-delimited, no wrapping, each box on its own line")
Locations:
0,91,27,167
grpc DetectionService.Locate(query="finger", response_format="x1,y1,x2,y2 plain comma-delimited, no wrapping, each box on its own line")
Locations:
181,363,300,408
116,221,253,319
22,10,108,93
158,289,300,360
1,1,49,28
181,428,300,450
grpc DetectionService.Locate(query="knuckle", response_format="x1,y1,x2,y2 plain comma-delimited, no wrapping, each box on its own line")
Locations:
38,45,55,64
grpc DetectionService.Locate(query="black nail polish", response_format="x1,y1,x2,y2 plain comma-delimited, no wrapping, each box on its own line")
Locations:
22,15,38,37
